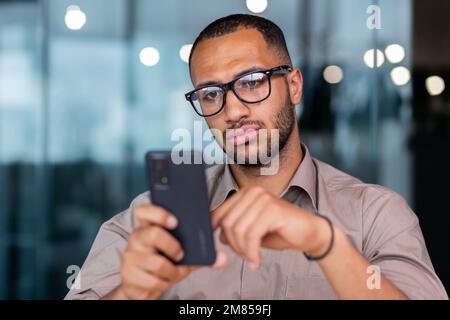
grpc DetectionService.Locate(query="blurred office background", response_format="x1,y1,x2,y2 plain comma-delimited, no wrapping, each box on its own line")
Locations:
0,0,448,299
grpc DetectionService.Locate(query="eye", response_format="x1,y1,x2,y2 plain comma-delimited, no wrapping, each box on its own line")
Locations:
205,91,218,100
237,73,266,89
199,87,222,101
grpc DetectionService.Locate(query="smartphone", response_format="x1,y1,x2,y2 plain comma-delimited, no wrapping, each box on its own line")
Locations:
145,150,216,265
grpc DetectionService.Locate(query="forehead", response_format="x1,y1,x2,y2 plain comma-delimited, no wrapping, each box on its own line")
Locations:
190,28,280,86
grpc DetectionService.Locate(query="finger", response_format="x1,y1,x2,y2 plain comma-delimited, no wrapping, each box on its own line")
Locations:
245,210,277,268
173,250,228,283
228,197,270,260
220,187,266,237
261,233,289,249
123,266,171,295
219,230,229,245
147,255,180,282
220,219,243,258
129,251,180,282
134,204,178,229
129,226,184,261
175,265,197,282
215,188,266,256
212,250,228,269
221,205,261,260
211,190,244,230
179,250,227,272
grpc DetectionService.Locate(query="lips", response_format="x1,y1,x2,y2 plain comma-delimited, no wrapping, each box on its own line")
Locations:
226,124,261,146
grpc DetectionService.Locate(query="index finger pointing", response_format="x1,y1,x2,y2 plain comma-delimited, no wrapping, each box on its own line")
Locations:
211,191,242,230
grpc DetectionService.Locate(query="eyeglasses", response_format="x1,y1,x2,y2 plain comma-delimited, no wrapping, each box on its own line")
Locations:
185,65,292,117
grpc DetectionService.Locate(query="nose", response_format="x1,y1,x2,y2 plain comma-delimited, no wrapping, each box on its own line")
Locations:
223,89,250,123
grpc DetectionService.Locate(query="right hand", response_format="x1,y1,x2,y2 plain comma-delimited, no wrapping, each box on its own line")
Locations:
109,204,227,300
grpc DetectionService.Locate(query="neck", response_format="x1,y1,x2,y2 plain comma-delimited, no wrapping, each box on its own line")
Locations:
229,125,303,197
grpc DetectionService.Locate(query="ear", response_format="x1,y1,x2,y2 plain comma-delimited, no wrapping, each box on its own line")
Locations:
287,68,303,105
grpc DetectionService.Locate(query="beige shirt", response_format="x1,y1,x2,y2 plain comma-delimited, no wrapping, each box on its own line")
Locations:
65,145,448,300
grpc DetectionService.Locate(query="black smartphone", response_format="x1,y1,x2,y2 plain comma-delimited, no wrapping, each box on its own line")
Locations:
145,150,216,265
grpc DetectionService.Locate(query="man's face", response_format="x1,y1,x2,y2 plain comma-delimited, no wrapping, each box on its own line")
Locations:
190,28,302,165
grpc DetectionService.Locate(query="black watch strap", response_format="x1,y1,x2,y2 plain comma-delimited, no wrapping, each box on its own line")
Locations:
303,214,334,261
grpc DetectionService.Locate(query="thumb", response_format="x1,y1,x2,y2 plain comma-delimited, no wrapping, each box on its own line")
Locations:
212,251,228,269
177,250,228,280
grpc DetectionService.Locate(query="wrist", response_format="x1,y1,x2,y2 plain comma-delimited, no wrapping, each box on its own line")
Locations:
304,215,334,258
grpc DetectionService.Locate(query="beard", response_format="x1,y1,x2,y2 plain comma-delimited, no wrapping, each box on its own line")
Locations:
221,93,296,168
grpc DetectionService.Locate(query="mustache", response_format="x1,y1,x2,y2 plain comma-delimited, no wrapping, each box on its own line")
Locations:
226,120,265,131
222,120,266,142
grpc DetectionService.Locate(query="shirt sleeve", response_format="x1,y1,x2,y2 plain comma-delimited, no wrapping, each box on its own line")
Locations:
362,189,448,299
64,192,150,300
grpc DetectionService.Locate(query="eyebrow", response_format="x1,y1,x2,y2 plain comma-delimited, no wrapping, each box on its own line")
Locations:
195,66,266,89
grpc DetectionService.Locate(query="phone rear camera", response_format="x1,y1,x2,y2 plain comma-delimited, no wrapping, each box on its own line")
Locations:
150,156,170,189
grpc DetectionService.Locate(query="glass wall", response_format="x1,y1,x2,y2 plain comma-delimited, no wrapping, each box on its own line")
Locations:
0,0,448,298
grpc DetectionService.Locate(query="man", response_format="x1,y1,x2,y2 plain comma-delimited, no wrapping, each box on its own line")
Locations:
65,14,447,300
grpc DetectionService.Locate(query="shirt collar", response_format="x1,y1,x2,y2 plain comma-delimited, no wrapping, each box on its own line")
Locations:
210,162,239,212
284,143,318,211
209,143,317,212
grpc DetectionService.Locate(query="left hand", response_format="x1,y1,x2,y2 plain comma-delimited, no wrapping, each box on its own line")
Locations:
212,186,330,269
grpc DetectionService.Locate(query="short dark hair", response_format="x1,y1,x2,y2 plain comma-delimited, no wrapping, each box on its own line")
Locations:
189,14,292,73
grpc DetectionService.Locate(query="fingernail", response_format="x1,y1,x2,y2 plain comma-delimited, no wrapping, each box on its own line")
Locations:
215,252,226,266
176,251,184,261
166,216,178,228
249,262,258,271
